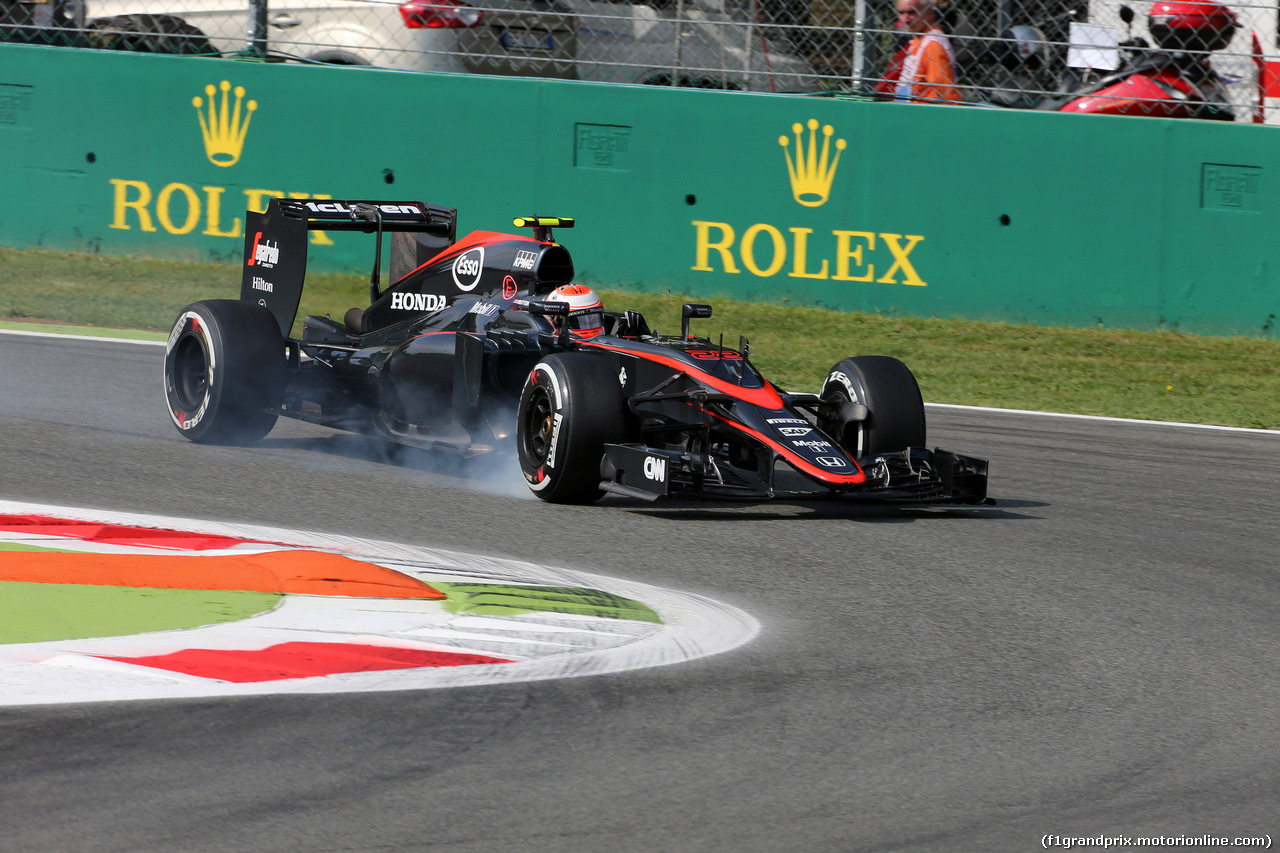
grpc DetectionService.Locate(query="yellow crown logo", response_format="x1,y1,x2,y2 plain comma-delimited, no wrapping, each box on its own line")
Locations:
779,119,846,208
192,81,257,168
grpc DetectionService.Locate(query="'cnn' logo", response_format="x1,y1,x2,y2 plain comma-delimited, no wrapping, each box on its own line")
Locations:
643,456,666,481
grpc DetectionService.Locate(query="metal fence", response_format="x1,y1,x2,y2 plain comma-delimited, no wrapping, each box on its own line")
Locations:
2,0,1276,120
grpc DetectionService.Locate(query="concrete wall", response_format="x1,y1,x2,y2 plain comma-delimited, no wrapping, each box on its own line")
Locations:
1,43,1276,336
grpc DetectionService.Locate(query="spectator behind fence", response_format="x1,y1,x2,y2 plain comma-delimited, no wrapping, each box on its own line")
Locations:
894,0,961,104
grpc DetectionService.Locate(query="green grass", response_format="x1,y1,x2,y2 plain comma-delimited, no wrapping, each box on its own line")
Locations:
3,246,1278,429
0,580,279,644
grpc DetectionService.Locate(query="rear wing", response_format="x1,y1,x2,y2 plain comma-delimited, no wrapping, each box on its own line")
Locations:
275,199,457,236
240,198,457,337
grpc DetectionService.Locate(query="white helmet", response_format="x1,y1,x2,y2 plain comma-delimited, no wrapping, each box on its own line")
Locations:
545,284,605,339
1001,25,1047,68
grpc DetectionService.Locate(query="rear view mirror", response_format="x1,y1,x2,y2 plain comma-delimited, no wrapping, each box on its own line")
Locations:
681,303,712,338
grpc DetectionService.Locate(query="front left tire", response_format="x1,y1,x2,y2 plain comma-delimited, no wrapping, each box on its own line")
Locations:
516,353,627,503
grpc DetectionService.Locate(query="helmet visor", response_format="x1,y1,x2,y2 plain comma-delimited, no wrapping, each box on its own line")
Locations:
568,310,604,338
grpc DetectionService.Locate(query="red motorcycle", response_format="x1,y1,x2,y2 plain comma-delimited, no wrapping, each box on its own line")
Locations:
1057,1,1239,121
945,1,1248,120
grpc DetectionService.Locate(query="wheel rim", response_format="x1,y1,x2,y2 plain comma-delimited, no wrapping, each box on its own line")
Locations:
821,387,864,458
171,334,209,411
818,388,846,435
523,387,555,465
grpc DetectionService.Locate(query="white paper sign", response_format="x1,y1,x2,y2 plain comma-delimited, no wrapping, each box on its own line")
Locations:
1067,23,1121,70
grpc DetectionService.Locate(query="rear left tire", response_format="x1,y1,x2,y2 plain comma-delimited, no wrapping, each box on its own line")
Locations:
163,299,285,445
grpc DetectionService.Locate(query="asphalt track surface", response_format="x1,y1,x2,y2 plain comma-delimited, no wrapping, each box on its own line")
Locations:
1,331,1277,852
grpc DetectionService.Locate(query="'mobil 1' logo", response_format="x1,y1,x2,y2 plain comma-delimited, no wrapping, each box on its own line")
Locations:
690,119,927,286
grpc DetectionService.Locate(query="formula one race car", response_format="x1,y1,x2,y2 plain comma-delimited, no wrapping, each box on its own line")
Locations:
163,198,990,505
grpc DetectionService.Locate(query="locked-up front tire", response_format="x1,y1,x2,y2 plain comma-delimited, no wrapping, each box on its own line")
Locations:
517,353,626,504
163,300,285,445
819,356,926,458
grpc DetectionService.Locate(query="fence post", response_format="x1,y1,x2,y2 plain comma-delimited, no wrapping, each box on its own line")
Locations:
672,0,685,85
853,0,882,95
248,0,268,57
853,0,867,91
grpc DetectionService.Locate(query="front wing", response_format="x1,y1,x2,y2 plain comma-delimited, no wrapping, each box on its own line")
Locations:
599,443,990,505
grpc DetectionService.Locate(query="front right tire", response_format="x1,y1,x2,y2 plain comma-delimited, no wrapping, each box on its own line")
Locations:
819,355,926,457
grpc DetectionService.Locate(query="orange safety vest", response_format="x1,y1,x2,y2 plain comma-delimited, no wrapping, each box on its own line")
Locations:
896,30,961,104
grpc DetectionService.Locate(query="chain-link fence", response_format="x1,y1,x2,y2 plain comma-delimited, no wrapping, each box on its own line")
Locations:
2,0,1276,120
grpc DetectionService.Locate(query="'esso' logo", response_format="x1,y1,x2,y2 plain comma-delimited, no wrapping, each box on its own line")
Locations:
452,247,485,292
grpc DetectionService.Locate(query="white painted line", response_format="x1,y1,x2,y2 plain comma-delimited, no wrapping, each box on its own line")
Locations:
0,328,165,346
925,402,1280,436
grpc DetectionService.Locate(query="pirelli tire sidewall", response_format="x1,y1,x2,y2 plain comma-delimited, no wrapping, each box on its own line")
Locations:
516,353,626,504
163,299,285,445
820,355,927,457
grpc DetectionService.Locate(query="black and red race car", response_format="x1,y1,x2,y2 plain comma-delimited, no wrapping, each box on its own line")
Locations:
163,198,989,505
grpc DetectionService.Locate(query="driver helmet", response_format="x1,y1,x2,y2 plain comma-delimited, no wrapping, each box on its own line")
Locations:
546,284,605,339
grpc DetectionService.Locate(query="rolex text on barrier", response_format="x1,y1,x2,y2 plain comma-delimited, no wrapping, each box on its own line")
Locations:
690,119,927,287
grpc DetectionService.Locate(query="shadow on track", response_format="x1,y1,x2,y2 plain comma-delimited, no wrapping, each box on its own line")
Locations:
605,498,1046,523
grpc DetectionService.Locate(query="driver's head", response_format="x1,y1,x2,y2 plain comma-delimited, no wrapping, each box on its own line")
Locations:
546,284,605,339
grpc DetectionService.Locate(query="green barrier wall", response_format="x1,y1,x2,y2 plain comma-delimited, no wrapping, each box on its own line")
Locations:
1,43,1276,336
